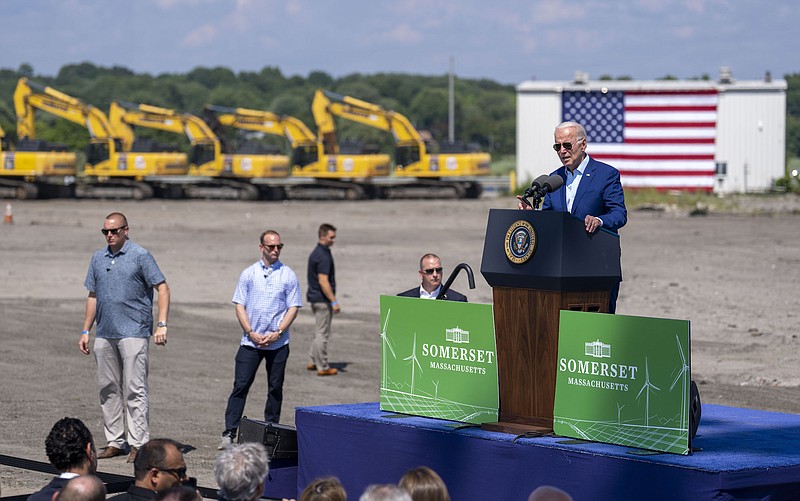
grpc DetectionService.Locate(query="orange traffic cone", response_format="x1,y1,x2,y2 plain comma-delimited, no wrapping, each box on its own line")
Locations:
4,203,12,224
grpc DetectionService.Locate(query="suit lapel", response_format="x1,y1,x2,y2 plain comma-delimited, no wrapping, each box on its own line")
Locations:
555,168,568,211
572,158,597,213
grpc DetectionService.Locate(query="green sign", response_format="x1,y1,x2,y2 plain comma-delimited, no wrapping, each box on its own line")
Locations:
379,295,498,424
553,311,692,455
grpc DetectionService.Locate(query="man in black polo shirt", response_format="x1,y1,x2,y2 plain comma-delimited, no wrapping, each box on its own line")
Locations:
306,223,340,376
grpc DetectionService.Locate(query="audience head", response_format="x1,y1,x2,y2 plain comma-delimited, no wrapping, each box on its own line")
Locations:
45,417,97,474
398,466,450,501
214,442,269,501
54,475,106,501
359,484,412,501
299,476,347,501
155,485,203,501
133,438,188,492
528,485,573,501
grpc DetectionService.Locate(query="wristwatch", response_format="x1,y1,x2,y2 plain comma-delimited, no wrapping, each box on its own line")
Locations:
157,321,168,328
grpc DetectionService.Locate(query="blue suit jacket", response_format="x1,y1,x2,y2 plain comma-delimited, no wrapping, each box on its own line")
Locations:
542,156,627,233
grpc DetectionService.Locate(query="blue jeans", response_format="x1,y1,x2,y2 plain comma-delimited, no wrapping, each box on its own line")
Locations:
223,344,289,434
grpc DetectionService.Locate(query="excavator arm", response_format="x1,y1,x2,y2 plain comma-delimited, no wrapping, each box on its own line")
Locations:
109,100,220,175
312,89,424,144
14,78,115,141
312,89,426,170
311,88,490,181
204,104,321,148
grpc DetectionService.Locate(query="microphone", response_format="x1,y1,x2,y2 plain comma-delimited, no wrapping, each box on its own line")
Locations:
538,174,564,196
523,174,549,198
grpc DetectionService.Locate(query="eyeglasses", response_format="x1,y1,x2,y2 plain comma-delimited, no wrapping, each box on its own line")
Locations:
101,226,127,236
261,243,284,251
151,466,188,479
421,267,443,275
552,140,582,152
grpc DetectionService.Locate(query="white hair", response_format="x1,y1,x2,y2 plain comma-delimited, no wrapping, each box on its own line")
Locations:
359,484,412,501
214,442,269,501
555,122,586,141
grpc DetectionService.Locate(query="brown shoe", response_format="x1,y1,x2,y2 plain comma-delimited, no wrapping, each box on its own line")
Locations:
306,363,317,371
317,368,338,376
126,446,139,464
97,446,126,459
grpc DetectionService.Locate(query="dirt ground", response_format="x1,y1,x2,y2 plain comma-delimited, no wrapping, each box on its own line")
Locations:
2,194,800,497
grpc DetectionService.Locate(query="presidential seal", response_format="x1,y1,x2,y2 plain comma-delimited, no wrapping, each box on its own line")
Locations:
504,220,536,264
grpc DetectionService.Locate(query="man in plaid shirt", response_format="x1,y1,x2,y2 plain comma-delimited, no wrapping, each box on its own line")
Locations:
218,230,302,449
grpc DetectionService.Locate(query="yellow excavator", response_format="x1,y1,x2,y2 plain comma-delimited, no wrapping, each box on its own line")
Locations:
312,89,491,198
203,104,391,199
110,101,290,200
14,78,186,199
1,91,77,198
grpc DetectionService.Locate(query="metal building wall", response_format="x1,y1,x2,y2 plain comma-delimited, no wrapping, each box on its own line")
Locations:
715,86,786,193
516,89,561,185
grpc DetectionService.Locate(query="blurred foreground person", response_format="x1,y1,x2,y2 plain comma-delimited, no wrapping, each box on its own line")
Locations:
299,476,346,501
215,442,270,501
54,475,106,501
28,417,97,501
155,485,202,501
398,466,450,501
108,439,189,501
359,484,412,501
528,485,573,501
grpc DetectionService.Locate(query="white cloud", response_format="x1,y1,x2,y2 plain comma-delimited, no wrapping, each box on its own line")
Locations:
182,24,219,48
382,23,424,44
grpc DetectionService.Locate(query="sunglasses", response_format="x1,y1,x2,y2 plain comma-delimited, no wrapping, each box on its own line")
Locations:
261,243,284,251
152,466,188,479
552,140,582,152
101,226,127,236
421,267,443,275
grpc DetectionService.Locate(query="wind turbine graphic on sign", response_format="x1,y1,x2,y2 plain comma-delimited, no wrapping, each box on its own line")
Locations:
670,334,690,429
636,357,661,427
380,309,396,388
404,333,423,395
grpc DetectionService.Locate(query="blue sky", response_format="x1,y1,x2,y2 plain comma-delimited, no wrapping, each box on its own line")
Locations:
2,0,797,84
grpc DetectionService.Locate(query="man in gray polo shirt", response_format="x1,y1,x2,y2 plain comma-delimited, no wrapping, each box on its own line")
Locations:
80,212,170,464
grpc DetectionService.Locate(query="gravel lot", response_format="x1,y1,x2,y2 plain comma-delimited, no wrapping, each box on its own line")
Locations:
2,194,799,497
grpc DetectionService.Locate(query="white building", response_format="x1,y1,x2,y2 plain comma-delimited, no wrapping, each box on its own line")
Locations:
516,69,786,194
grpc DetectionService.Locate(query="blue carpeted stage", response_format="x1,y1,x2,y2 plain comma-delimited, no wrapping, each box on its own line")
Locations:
294,402,800,500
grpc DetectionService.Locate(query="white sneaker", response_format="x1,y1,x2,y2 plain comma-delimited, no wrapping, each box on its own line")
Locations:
218,434,233,450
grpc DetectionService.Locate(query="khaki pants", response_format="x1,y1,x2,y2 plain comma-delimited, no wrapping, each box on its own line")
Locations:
309,302,333,371
94,337,149,448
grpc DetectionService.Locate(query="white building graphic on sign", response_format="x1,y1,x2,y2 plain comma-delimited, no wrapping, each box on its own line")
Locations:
446,327,470,344
585,339,611,358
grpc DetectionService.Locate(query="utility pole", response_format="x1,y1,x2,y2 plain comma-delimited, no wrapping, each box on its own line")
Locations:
448,56,455,143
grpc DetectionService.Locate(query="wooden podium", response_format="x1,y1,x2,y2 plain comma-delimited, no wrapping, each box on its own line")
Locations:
480,209,621,434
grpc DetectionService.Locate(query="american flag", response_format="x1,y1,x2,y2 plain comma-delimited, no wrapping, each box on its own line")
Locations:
562,89,718,191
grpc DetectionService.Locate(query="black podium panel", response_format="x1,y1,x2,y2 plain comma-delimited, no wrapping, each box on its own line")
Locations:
480,209,621,291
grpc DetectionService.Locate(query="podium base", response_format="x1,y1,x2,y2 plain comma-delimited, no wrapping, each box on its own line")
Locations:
481,421,553,436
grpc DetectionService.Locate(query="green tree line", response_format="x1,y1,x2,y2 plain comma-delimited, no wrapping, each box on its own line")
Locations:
0,63,516,160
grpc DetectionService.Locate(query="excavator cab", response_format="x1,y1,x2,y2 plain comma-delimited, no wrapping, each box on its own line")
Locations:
395,144,422,170
86,140,111,166
189,143,216,170
290,144,319,169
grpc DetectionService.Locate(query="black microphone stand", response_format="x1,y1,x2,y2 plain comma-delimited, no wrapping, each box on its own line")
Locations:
437,263,476,300
520,190,544,210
